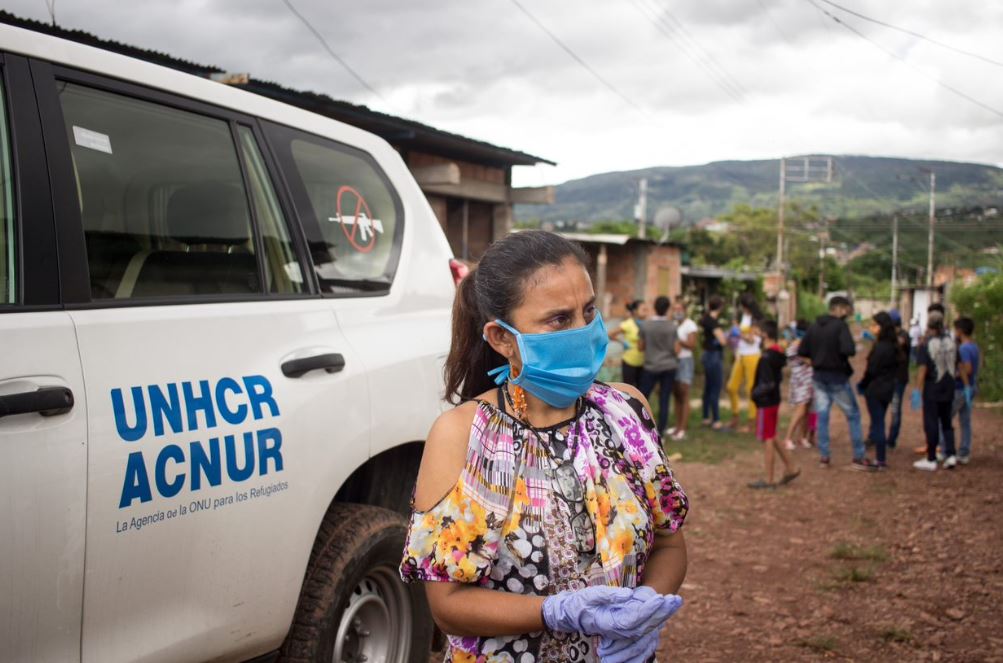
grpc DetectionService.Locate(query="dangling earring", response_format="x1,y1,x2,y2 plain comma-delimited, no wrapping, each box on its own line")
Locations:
508,364,528,422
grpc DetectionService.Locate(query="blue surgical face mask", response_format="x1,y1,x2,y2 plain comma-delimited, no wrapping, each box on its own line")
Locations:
487,313,609,408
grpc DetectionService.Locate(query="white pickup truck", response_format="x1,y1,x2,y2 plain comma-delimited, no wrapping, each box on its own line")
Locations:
0,22,456,663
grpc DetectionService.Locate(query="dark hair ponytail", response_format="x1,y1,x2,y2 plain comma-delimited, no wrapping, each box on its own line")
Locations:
444,230,589,403
738,292,763,322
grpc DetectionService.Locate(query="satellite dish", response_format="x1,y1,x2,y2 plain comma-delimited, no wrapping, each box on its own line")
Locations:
653,206,682,232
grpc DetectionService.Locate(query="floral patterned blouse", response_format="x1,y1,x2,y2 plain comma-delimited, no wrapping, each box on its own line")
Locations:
399,381,689,662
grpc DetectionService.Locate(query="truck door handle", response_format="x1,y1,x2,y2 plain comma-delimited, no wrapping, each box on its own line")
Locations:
281,353,346,378
0,386,75,418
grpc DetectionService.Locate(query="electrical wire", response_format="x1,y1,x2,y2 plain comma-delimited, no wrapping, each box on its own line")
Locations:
755,0,793,45
280,0,391,107
628,0,742,102
507,0,647,113
643,0,747,99
815,0,1003,69
804,0,1003,119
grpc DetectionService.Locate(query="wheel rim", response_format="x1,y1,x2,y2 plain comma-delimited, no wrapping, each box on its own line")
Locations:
332,565,412,663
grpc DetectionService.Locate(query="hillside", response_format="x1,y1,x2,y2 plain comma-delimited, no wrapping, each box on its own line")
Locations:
517,156,1003,225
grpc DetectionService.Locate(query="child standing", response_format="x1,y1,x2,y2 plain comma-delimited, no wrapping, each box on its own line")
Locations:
748,320,800,489
952,317,980,464
783,319,816,450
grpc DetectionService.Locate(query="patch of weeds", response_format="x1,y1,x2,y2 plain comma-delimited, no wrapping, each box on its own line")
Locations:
833,565,874,583
879,627,912,644
798,635,840,654
868,481,895,496
813,578,842,593
830,542,889,562
849,514,879,531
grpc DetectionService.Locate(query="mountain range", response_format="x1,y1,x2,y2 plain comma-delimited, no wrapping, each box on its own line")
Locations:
516,156,1003,225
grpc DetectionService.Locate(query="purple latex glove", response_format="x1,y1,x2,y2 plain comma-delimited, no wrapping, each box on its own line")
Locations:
543,585,683,639
598,627,661,663
584,586,682,639
542,586,633,634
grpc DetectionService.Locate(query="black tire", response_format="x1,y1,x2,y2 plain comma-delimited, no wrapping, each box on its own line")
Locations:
279,503,434,663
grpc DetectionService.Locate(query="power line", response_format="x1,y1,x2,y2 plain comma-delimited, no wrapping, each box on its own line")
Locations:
804,0,1003,120
507,0,646,113
629,0,742,102
644,0,747,99
755,0,793,44
280,0,390,107
815,0,1003,69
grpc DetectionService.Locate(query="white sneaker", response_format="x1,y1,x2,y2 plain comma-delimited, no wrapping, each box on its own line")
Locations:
943,455,958,469
913,458,938,471
665,427,678,437
958,454,971,465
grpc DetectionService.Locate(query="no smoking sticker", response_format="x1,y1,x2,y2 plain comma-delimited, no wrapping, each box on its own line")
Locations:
328,185,384,253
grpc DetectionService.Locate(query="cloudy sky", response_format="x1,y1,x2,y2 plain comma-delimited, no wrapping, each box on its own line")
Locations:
7,0,1002,185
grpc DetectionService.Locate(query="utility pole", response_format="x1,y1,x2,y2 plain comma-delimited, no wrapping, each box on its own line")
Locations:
776,158,786,273
818,219,828,298
777,156,834,323
636,178,648,240
926,170,936,288
890,214,899,308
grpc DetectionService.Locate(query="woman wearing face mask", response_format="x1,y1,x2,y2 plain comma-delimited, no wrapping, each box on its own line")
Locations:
400,231,689,662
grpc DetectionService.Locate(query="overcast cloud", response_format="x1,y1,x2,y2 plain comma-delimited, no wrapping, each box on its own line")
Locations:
7,0,1002,186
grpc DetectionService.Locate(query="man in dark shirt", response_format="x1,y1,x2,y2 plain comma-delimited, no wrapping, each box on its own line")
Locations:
798,296,871,470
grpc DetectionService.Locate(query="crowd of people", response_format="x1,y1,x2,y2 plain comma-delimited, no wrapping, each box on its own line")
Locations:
610,292,982,487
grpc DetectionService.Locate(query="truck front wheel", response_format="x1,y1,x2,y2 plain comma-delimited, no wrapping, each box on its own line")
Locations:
280,503,434,663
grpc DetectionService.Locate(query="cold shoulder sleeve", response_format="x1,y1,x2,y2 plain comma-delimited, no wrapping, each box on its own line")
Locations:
399,403,512,584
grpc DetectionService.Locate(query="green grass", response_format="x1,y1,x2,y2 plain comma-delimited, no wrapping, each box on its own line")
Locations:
797,636,840,654
879,627,913,644
833,565,875,583
829,542,889,562
654,405,765,464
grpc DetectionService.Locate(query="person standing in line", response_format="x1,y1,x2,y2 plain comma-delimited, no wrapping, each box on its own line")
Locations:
667,297,699,441
858,312,899,470
726,293,763,433
908,317,923,363
748,320,800,488
951,316,980,464
608,299,650,389
799,296,874,470
886,310,911,449
912,312,958,471
783,319,816,450
639,295,679,436
700,295,728,431
914,302,953,457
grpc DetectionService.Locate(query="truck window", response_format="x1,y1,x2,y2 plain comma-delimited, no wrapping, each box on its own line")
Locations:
0,78,14,305
236,126,305,294
57,83,264,299
263,123,403,295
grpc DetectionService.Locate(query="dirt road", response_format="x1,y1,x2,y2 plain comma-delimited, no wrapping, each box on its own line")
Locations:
664,400,1003,662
